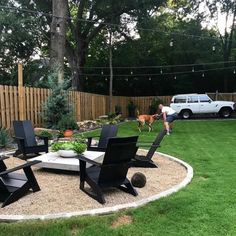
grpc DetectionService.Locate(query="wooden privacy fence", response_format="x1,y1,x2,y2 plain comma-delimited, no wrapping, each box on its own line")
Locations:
1,84,236,129
0,85,172,129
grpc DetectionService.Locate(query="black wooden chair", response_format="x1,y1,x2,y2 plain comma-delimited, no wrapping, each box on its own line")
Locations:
0,155,41,207
13,120,49,159
78,136,138,204
131,128,167,168
87,124,118,152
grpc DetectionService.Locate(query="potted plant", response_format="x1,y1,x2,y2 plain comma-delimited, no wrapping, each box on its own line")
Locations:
51,141,87,158
57,114,78,137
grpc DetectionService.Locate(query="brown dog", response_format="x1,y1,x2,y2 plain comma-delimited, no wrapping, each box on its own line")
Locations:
137,113,159,132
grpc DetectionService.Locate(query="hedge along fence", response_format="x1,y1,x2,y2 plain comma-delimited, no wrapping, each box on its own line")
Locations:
1,84,235,129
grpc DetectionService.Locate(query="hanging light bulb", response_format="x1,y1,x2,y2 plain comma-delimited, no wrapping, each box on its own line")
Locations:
101,70,104,75
174,75,177,80
105,78,108,81
233,69,236,74
56,23,60,33
130,70,133,75
126,78,129,82
192,67,195,72
212,44,216,52
202,72,205,78
149,77,151,81
169,39,174,47
160,69,163,74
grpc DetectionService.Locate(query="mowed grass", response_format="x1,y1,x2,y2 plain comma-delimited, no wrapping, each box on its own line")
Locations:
1,120,236,236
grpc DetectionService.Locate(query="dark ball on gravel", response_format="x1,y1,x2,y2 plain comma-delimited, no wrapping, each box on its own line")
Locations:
131,172,146,188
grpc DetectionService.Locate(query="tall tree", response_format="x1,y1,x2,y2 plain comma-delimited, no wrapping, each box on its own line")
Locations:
64,0,166,91
188,0,236,91
50,0,68,83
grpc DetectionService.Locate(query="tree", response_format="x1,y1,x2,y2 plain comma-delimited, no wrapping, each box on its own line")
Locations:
188,0,236,91
64,0,166,91
50,0,68,83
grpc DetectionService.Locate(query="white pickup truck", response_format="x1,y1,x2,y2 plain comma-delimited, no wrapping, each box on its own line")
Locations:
170,94,236,119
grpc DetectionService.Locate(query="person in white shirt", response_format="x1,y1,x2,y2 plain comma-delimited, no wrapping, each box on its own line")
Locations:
158,104,178,135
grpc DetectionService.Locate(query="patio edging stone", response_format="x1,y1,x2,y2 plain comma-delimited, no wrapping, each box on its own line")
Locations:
0,150,193,222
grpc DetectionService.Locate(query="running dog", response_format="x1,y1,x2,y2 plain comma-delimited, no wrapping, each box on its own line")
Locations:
137,111,160,132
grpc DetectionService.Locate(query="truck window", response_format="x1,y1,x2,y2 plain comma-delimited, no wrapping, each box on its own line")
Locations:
187,96,199,103
199,95,211,102
173,97,186,103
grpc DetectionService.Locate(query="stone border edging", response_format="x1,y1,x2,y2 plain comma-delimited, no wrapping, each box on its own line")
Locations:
0,151,193,222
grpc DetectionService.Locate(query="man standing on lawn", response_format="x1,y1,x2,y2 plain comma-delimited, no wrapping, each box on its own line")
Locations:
158,104,178,135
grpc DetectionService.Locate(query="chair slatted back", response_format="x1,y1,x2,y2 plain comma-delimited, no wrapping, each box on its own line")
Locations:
146,128,166,160
97,125,118,149
98,136,138,184
13,120,37,147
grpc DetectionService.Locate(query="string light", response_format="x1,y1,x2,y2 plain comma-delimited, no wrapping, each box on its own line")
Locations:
101,70,104,75
174,75,177,80
160,69,163,74
233,69,236,74
202,72,205,78
0,5,232,43
192,67,195,72
169,39,174,47
130,70,133,75
149,77,152,81
212,44,216,52
56,23,60,33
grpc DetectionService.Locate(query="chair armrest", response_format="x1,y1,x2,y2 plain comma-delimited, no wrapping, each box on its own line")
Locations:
0,155,10,161
14,136,25,140
0,160,41,176
137,144,159,147
86,135,101,139
77,155,102,166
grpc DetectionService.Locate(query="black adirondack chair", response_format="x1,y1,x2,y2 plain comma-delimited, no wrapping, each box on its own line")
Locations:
87,124,118,152
0,155,41,207
13,120,49,159
131,128,167,168
78,136,139,204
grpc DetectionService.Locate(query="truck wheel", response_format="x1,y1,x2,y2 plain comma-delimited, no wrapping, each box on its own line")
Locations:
180,110,192,119
219,108,232,118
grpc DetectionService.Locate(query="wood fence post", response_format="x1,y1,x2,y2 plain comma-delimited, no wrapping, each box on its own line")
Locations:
18,63,25,120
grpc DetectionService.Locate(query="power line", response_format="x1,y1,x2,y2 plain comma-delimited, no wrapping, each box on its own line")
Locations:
0,5,230,42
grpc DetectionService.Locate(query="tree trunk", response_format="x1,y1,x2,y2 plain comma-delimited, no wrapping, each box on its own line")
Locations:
109,30,113,113
50,0,68,83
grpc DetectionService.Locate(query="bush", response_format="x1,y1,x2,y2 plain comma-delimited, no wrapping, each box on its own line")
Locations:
57,114,78,131
42,70,72,129
127,101,137,117
0,127,11,148
37,130,53,140
149,98,162,115
115,105,122,115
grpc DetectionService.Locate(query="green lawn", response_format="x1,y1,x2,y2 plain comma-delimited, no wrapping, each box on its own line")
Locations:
1,120,236,236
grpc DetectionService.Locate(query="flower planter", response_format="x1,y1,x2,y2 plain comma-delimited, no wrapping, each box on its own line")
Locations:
63,129,73,138
57,150,77,158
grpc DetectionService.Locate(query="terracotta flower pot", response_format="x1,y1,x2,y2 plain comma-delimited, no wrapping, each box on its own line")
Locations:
63,129,73,137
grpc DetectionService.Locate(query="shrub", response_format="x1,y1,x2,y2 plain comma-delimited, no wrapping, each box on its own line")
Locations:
115,105,122,115
37,130,53,140
127,101,137,117
57,114,78,131
149,98,162,115
0,127,11,148
42,70,72,129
